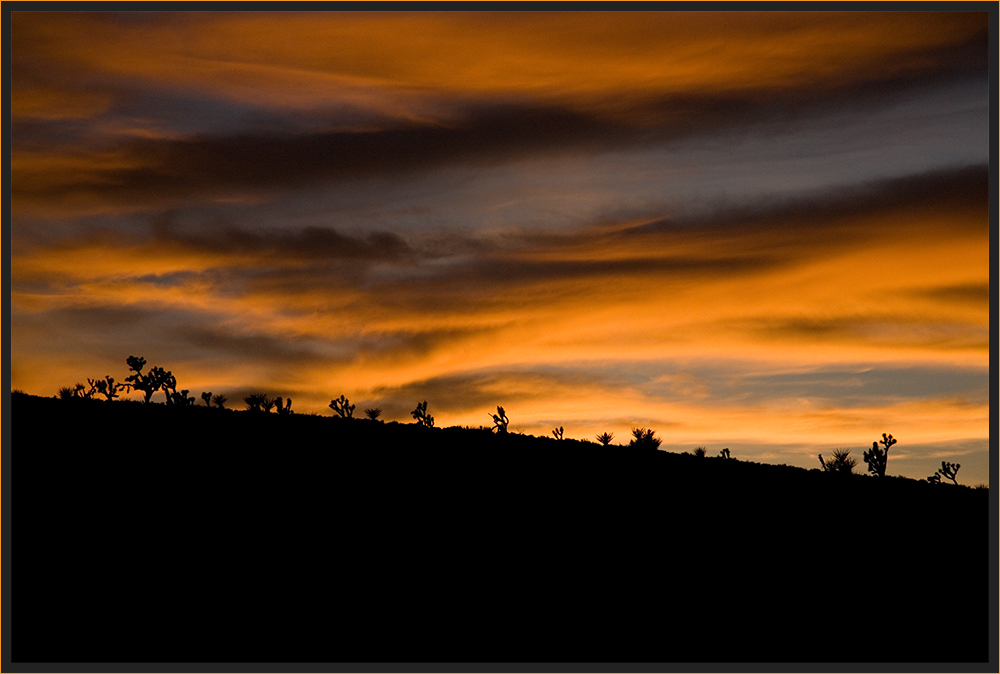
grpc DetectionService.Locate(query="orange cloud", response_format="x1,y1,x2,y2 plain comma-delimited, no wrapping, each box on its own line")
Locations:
12,11,987,120
8,11,989,485
11,168,987,405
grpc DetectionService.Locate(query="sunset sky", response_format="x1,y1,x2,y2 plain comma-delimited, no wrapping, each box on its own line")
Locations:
8,10,992,484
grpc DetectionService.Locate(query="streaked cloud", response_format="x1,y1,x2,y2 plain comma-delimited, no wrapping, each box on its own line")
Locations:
8,10,990,484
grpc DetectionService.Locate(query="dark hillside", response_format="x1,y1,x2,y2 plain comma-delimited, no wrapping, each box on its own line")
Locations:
9,393,991,664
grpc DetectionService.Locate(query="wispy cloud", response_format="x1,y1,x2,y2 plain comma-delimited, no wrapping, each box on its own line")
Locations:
9,10,990,484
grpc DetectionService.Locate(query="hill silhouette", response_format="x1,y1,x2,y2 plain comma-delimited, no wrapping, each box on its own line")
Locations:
9,393,989,664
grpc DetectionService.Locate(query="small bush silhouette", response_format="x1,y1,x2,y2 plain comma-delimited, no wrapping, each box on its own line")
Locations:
173,390,196,406
412,400,434,427
629,427,661,450
694,446,707,458
819,448,858,474
261,396,278,413
595,431,615,447
330,395,355,418
552,426,564,440
211,393,227,409
863,433,896,478
58,383,90,400
490,406,509,434
244,392,268,412
364,407,382,421
719,447,732,459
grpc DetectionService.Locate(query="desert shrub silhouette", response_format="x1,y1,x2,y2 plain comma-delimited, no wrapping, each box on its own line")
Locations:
58,383,90,400
411,400,434,427
863,433,896,478
275,396,293,415
819,448,858,474
330,395,355,418
552,426,564,440
595,432,615,447
364,407,382,421
694,446,707,458
244,392,268,412
490,406,509,434
170,390,195,406
211,393,228,409
629,427,661,450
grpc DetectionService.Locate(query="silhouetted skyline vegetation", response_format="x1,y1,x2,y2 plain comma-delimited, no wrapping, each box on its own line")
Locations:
819,448,858,474
42,356,984,487
864,432,897,477
412,400,434,427
595,431,615,446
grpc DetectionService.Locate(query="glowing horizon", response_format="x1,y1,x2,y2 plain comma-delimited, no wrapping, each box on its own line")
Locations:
8,10,991,484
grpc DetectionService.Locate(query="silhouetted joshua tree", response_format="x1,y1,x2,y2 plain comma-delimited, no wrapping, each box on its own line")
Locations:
719,447,732,459
88,376,125,401
364,407,383,421
412,400,434,427
201,391,213,407
160,372,195,406
629,427,662,450
275,396,293,415
819,448,858,474
244,392,268,412
124,356,173,404
490,406,509,434
552,426,564,440
863,433,896,478
937,461,961,485
162,372,177,400
926,472,942,485
211,393,228,409
595,432,615,447
330,395,355,418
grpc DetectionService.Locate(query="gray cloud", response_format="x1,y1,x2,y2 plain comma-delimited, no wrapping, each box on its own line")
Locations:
916,282,991,307
365,368,634,421
14,163,988,327
624,164,989,238
148,221,416,263
11,24,988,213
746,314,989,353
176,325,346,368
